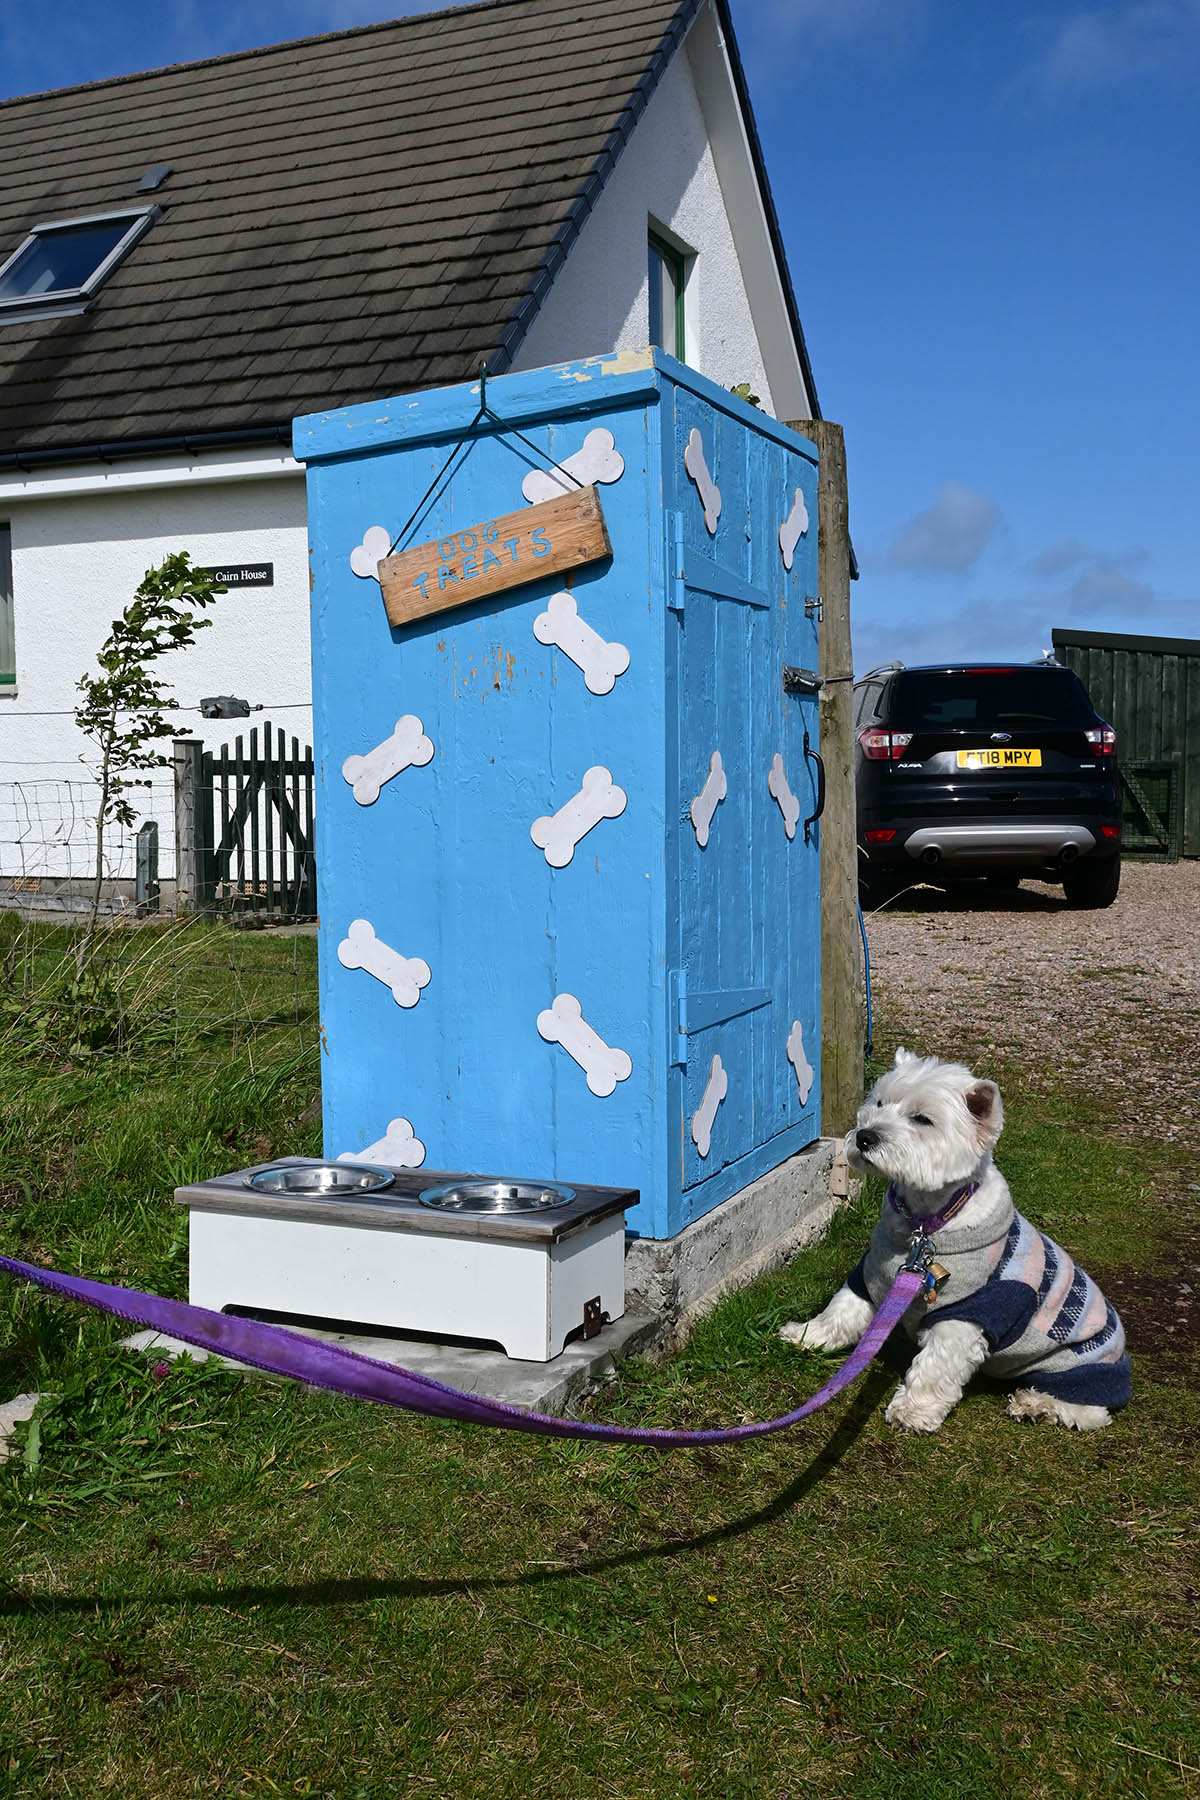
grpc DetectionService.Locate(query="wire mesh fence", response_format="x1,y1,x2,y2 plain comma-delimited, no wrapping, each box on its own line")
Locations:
0,771,319,1066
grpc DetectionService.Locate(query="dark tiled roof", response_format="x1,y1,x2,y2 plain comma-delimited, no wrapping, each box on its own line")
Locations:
0,0,698,460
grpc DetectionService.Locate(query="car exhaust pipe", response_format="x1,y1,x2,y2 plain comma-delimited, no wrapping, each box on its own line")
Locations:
921,846,942,867
1060,843,1080,866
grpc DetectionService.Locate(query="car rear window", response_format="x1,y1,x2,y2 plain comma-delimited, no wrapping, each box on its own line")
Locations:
887,669,1095,730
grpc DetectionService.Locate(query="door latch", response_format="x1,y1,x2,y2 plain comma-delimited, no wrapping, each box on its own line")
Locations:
782,665,822,695
804,594,824,622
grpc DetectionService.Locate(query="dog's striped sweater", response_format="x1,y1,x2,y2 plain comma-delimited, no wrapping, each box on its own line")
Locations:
848,1186,1131,1409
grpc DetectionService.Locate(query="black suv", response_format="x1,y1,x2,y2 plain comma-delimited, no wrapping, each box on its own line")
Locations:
853,661,1122,908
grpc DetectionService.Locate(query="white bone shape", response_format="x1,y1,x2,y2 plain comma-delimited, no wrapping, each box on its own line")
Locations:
533,591,630,696
350,525,392,582
341,715,434,806
690,750,727,848
787,1021,815,1107
684,428,721,534
530,765,627,868
768,753,800,841
779,488,810,571
521,428,625,505
691,1054,728,1158
337,919,431,1009
537,993,632,1098
337,1117,426,1169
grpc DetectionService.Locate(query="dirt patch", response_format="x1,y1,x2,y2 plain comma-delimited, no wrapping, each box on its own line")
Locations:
862,860,1200,1149
1091,1251,1200,1377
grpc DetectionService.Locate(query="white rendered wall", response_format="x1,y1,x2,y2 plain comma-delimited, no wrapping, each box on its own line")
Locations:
0,475,311,882
510,28,776,414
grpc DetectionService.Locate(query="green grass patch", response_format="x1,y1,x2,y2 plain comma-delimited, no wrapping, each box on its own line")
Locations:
0,933,1195,1798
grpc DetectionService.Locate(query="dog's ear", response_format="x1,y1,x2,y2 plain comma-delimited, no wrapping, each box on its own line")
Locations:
964,1080,1003,1142
894,1046,915,1067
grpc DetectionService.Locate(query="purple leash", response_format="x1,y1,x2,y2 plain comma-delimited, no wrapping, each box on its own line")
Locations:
0,1254,922,1448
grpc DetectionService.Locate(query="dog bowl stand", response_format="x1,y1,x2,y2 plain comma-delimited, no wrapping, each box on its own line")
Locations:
173,1161,633,1362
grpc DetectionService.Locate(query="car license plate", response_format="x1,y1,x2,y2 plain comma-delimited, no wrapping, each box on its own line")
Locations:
956,747,1042,769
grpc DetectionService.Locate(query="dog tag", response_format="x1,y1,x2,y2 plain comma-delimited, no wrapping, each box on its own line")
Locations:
923,1263,950,1303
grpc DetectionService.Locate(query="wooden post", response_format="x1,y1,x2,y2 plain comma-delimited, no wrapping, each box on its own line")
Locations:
173,738,214,915
789,420,862,1132
135,819,159,915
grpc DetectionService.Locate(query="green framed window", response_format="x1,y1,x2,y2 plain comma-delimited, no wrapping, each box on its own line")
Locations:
648,230,687,360
0,524,12,686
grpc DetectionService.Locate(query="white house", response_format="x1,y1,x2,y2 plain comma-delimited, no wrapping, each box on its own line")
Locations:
0,0,820,903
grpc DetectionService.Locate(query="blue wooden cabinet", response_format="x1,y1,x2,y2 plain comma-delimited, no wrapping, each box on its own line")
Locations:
295,350,821,1240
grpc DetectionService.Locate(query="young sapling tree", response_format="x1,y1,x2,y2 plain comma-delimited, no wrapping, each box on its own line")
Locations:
74,553,224,972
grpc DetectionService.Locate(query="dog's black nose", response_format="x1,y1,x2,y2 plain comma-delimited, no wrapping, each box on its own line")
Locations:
855,1128,881,1154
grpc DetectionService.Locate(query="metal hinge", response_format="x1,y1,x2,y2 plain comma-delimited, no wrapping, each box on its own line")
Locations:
669,968,688,1066
783,665,822,694
667,511,686,613
669,971,772,1069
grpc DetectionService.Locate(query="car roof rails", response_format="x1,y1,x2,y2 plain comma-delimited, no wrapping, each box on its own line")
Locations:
856,660,905,682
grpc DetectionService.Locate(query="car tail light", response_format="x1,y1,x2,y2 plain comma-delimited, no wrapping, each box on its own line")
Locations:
1085,725,1116,757
859,729,913,761
1100,824,1122,839
864,829,898,843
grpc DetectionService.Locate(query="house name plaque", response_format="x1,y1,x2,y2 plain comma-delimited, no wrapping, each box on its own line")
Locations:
376,486,611,629
198,564,274,587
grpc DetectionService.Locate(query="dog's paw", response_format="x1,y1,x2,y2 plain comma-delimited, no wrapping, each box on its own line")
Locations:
779,1316,850,1351
1007,1389,1112,1431
778,1319,823,1348
884,1385,948,1433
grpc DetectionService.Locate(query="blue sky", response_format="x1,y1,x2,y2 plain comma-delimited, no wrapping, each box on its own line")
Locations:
3,0,1197,668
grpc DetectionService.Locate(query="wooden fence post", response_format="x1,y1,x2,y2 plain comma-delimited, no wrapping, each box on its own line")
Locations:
135,819,159,915
789,419,863,1133
173,738,214,915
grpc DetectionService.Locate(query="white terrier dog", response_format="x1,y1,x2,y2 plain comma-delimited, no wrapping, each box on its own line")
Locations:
780,1050,1130,1433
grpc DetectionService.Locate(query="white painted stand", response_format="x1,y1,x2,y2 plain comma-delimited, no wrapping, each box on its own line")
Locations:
178,1165,629,1363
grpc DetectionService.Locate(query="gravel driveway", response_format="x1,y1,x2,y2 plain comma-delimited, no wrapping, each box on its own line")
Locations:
860,858,1200,1148
860,858,1200,1370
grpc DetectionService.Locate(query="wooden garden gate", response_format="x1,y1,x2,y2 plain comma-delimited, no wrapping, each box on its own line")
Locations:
174,723,317,920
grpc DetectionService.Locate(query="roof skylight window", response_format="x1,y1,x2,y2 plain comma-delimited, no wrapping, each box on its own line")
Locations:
0,207,158,323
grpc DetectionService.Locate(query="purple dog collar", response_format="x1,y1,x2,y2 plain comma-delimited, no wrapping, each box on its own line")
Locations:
888,1180,978,1236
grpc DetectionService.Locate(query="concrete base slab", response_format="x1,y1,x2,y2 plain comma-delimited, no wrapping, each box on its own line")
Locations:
121,1310,665,1417
624,1137,844,1342
120,1137,846,1410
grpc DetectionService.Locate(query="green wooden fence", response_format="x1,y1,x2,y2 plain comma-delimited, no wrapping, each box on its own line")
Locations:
1053,628,1200,860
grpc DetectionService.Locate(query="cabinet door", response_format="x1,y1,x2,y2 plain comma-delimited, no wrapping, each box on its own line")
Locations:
669,389,821,1211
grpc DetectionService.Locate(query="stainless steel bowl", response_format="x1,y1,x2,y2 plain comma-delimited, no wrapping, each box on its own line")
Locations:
419,1178,576,1214
246,1161,396,1197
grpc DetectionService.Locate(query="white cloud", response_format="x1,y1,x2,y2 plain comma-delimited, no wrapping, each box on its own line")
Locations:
730,0,930,78
1055,562,1156,617
853,552,1194,671
1032,1,1200,89
1025,540,1158,617
744,0,928,41
1026,538,1150,580
1025,538,1093,579
887,483,1001,574
852,595,1052,670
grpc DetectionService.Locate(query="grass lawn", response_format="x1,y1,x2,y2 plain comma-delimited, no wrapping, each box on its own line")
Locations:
0,921,1195,1799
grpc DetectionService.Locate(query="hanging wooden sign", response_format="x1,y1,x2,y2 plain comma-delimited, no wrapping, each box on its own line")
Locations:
376,485,611,629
